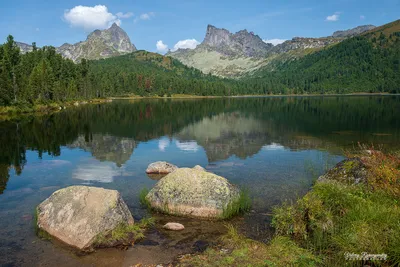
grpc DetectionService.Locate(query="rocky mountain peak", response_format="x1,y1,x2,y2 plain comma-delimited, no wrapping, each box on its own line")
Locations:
57,24,136,62
202,24,272,57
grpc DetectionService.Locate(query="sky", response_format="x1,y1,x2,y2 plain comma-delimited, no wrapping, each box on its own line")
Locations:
0,0,399,54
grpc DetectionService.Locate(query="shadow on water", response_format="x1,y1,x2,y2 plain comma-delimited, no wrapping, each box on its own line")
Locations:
1,96,400,265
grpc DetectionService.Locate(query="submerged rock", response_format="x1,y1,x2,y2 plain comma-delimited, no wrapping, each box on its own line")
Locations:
146,161,178,174
146,167,240,218
318,158,368,185
36,186,134,250
163,222,185,231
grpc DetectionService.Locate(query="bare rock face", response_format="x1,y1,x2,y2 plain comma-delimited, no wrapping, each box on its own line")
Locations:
332,25,376,38
146,167,240,218
146,161,178,174
56,23,136,62
202,25,273,57
36,186,134,250
163,222,185,231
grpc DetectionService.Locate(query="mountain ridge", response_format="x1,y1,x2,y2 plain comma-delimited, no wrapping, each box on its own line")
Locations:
16,23,136,62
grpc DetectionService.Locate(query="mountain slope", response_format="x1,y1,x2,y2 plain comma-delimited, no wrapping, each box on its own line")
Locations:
169,24,375,78
16,23,136,62
245,19,400,94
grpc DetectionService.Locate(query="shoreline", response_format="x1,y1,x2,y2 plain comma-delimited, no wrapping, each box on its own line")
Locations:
0,93,398,119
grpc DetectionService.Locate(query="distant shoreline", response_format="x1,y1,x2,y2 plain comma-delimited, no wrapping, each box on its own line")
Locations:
1,93,398,120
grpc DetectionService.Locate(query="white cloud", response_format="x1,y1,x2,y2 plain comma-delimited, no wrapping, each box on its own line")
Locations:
360,15,365,20
172,39,200,51
116,12,133,19
262,38,287,46
156,40,169,53
175,141,199,152
158,138,170,152
326,12,340,22
134,12,155,23
64,5,132,32
262,143,285,151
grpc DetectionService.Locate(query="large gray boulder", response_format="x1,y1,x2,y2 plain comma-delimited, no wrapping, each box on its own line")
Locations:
146,161,178,174
318,158,368,185
146,167,240,218
36,186,134,250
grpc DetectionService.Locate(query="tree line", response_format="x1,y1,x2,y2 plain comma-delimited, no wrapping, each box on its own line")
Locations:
0,30,399,107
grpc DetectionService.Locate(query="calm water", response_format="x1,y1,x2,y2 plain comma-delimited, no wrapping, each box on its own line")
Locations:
1,96,400,266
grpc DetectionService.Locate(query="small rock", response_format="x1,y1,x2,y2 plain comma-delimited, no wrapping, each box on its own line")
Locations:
163,222,185,231
146,161,178,174
73,101,79,106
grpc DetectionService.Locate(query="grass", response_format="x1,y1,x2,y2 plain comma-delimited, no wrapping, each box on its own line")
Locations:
139,187,151,208
221,189,252,219
272,148,400,266
178,224,321,267
94,217,155,247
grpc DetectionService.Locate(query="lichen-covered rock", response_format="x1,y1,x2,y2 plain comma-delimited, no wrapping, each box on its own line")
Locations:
318,158,368,185
36,186,134,250
146,167,240,218
193,165,205,171
163,222,185,231
146,161,178,174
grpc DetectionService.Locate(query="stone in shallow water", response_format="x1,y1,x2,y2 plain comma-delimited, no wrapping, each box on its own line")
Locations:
36,186,134,250
146,161,178,174
163,222,185,231
146,167,240,218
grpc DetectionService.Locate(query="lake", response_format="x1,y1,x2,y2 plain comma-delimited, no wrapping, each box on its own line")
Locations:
1,96,400,266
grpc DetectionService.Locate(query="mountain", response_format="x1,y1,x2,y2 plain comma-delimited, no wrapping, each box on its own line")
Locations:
332,25,376,38
168,24,380,78
16,23,136,62
245,19,400,94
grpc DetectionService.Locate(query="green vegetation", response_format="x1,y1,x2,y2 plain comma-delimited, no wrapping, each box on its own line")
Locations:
94,217,155,247
178,224,321,266
1,20,399,111
139,188,151,208
272,149,400,266
221,189,251,219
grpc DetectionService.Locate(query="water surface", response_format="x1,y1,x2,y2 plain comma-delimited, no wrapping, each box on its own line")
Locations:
1,96,400,266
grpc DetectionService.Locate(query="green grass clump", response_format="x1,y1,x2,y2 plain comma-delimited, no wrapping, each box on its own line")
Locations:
94,217,155,247
221,189,251,219
178,224,321,267
139,187,151,208
272,180,400,265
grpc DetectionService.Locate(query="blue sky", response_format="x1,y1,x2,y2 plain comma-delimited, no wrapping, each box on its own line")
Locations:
0,0,398,53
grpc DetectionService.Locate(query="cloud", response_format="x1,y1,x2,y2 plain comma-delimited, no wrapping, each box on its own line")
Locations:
64,5,131,32
360,15,365,20
262,143,285,151
134,12,155,23
158,138,170,152
326,12,340,22
175,141,199,152
172,39,200,51
263,38,287,46
156,40,169,53
116,12,133,19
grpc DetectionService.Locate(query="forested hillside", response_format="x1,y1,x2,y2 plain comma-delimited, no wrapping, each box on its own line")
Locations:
0,19,399,109
245,20,400,94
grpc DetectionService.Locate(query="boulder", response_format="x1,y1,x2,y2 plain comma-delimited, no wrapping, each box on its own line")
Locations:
36,186,134,250
193,165,205,171
146,161,178,174
163,222,185,231
318,158,368,185
146,167,240,218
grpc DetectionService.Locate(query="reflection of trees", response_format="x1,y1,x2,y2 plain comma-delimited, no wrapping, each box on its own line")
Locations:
0,96,399,189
